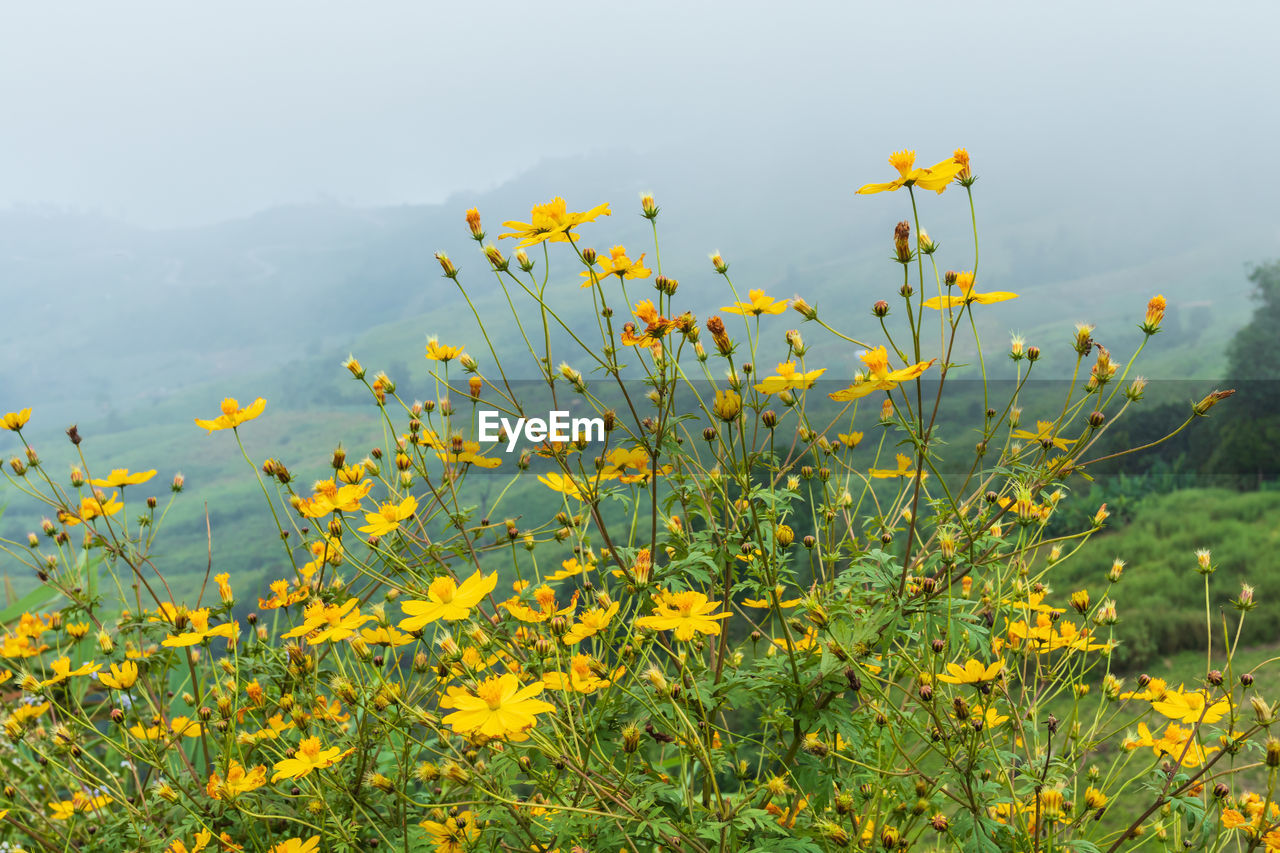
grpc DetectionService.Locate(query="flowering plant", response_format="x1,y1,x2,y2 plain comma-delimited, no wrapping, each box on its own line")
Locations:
0,150,1267,852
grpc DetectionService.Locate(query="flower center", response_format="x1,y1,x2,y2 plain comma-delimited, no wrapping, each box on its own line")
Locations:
888,150,916,177
476,681,505,710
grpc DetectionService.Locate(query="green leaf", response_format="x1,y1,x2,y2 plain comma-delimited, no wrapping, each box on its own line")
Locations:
0,581,60,625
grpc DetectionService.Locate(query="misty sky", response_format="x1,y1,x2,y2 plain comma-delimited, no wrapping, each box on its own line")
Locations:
2,0,1278,226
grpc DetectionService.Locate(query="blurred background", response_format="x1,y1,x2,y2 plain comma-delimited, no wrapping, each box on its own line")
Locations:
1,0,1277,669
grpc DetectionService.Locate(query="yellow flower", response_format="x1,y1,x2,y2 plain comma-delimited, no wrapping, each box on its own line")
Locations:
868,453,919,479
937,658,1004,685
40,656,101,687
1005,590,1065,615
581,245,651,286
837,432,864,448
1011,420,1077,451
546,557,593,581
503,585,578,623
441,673,556,739
542,654,623,694
421,811,479,853
1,408,31,431
829,347,935,401
855,149,964,195
598,446,670,483
58,491,124,526
89,468,157,487
129,721,163,739
498,197,611,248
742,586,803,608
359,624,413,647
49,792,113,820
972,705,1009,727
399,571,498,629
296,478,373,518
1122,721,1215,767
753,361,827,395
161,608,239,647
281,598,374,644
722,289,788,316
562,601,620,645
424,338,465,362
537,471,590,501
271,736,354,781
171,716,203,737
268,837,320,853
1151,686,1230,725
194,397,266,432
437,440,502,469
165,829,213,853
258,579,309,610
207,761,267,800
921,272,1018,309
636,590,731,640
358,495,418,536
711,388,743,422
99,661,139,690
1142,293,1166,333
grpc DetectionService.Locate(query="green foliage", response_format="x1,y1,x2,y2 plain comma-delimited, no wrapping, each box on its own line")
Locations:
1054,488,1280,667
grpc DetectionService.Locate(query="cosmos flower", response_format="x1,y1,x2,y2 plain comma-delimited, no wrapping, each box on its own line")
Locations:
440,673,556,739
270,736,354,781
1,408,31,431
753,361,827,395
829,347,935,402
498,197,611,248
399,571,498,629
89,468,157,488
358,495,418,536
722,289,788,316
921,272,1018,309
936,658,1004,685
636,590,730,640
581,245,651,286
855,150,964,195
194,397,266,432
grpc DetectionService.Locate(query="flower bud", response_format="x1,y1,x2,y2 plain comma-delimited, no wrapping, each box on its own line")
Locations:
465,207,483,239
640,193,659,220
1140,294,1165,334
1192,389,1235,417
1070,589,1090,614
435,251,458,278
893,221,912,263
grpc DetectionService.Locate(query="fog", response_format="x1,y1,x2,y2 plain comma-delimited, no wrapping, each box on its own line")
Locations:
2,0,1277,226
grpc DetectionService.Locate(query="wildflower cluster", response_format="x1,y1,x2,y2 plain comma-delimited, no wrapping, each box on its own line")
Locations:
0,150,1262,852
